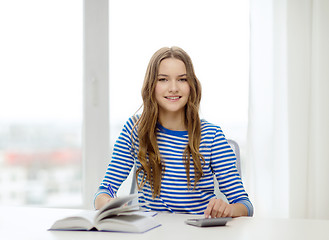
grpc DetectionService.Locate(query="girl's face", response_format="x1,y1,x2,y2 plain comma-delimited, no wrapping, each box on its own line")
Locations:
155,58,190,117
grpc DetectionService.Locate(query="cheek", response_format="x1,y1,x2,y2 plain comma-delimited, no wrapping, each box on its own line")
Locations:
154,84,163,100
184,85,191,96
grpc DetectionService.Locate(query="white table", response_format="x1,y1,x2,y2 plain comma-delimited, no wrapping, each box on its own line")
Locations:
1,206,328,240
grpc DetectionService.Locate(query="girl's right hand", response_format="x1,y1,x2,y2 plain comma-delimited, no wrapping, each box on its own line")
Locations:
95,193,113,210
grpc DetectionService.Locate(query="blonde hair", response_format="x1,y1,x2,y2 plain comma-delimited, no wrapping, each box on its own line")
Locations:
134,46,204,198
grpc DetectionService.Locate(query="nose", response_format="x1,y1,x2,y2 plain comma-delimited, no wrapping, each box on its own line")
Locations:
169,80,178,93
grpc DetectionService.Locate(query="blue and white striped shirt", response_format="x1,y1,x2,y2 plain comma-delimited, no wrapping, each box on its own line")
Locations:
95,116,253,216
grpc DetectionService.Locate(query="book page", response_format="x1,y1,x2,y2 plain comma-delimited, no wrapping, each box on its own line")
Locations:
95,214,160,233
96,193,140,219
49,210,97,230
96,204,140,222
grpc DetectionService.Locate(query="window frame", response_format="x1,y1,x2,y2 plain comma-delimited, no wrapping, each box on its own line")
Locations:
82,0,110,209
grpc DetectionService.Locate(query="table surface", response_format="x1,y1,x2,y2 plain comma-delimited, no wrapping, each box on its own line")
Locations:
1,206,329,240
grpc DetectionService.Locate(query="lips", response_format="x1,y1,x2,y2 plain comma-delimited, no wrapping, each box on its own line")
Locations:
165,96,181,100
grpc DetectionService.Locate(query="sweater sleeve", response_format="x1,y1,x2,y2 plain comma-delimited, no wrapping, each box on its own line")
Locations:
94,116,138,204
210,128,254,216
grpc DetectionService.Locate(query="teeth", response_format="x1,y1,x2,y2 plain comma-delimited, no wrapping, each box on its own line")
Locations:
166,97,179,100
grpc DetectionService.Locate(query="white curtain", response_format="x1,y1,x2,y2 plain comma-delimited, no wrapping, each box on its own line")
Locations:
248,0,329,219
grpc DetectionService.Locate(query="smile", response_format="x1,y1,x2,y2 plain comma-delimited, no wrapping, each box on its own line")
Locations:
165,96,181,100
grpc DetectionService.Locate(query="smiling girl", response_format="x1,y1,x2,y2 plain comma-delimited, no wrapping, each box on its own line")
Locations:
94,47,253,218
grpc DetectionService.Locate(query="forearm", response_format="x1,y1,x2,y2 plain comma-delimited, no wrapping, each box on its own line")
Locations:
95,193,113,210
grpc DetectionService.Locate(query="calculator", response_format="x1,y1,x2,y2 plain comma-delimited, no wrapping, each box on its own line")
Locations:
185,217,232,227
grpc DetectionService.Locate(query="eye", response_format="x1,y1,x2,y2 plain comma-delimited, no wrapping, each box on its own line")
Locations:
179,78,187,82
158,78,167,82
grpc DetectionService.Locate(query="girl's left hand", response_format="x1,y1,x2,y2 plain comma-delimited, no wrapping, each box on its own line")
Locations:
204,198,234,218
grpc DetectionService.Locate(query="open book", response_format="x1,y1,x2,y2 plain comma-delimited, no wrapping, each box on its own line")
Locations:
49,194,160,233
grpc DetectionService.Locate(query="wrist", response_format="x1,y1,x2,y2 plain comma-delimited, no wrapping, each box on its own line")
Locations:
232,203,248,217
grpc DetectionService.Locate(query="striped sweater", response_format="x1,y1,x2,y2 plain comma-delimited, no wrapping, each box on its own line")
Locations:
95,116,253,216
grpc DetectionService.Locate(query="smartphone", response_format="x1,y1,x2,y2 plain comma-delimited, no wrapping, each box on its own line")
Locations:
185,217,232,227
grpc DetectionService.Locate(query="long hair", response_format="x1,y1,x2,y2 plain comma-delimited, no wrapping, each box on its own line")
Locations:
134,46,204,198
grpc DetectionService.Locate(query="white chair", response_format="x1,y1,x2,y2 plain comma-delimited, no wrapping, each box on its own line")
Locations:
227,139,242,177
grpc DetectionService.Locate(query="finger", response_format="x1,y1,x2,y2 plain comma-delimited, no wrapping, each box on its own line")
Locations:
215,200,226,218
222,205,233,217
204,199,216,218
209,199,225,218
221,206,230,218
210,200,220,218
223,203,234,217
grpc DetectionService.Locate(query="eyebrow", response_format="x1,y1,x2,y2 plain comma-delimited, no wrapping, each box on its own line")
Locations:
157,74,187,77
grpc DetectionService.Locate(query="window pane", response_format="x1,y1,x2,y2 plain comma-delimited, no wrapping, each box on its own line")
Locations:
109,0,249,194
0,0,82,207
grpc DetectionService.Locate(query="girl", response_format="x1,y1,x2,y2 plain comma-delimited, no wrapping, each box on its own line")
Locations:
94,47,253,218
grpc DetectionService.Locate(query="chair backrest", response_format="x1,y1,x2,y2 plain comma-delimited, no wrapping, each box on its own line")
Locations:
129,139,242,196
227,139,242,177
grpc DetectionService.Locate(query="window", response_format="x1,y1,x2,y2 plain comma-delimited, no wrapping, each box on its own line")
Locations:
108,0,250,195
0,0,82,207
0,0,249,206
